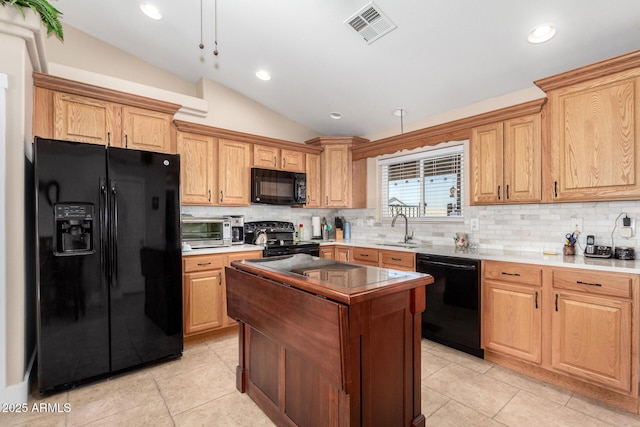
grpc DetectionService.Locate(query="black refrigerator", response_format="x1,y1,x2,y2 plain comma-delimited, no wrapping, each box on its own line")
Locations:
34,137,183,393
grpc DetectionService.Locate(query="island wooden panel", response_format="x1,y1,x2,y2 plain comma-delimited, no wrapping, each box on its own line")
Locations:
226,263,430,427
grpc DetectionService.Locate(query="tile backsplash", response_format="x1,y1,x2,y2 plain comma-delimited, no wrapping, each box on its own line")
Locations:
183,200,640,253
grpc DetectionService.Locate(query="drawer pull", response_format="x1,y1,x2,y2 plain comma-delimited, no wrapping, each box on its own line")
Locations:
577,280,602,287
360,254,369,257
197,262,212,266
501,272,520,277
391,257,402,261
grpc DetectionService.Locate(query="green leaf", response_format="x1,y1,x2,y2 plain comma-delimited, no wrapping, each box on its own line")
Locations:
0,0,64,40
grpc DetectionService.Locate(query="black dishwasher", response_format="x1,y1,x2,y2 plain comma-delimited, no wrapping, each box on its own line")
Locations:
416,253,483,358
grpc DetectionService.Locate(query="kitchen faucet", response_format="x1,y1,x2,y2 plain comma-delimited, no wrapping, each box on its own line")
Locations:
391,213,413,243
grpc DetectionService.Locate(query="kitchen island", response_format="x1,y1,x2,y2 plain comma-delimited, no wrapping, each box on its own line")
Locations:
226,254,433,427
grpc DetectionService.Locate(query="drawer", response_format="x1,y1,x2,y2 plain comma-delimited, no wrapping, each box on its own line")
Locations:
379,250,415,271
483,261,541,286
552,269,632,299
352,247,379,264
183,254,225,273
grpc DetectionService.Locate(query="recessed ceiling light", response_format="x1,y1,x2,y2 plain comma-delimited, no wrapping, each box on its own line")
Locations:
255,70,271,81
329,112,343,120
140,3,162,20
528,24,556,44
393,108,407,117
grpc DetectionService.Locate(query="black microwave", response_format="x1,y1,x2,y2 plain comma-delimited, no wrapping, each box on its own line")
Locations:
251,168,306,205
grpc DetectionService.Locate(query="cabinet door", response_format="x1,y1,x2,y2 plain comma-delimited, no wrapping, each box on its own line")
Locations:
281,149,305,172
305,153,322,207
319,247,334,259
177,132,215,205
253,144,279,169
483,282,541,363
224,251,263,325
504,114,541,202
470,123,503,204
549,76,640,201
322,144,351,207
551,291,632,392
184,269,224,335
122,106,172,153
218,139,251,206
335,247,351,262
53,92,120,146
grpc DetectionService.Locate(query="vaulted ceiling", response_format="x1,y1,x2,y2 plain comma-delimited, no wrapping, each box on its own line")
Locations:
53,0,640,136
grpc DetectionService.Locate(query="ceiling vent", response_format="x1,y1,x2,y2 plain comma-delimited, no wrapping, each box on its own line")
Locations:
345,2,397,44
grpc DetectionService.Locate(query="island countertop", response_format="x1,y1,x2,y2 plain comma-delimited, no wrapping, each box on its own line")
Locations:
229,253,433,305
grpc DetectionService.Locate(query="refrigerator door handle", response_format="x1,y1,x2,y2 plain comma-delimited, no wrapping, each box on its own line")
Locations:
100,178,108,278
110,179,118,288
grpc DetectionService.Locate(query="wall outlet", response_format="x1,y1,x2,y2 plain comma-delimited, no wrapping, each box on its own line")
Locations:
569,217,583,233
470,218,480,232
620,218,635,238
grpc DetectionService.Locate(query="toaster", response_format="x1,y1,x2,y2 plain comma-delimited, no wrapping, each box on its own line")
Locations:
614,246,635,260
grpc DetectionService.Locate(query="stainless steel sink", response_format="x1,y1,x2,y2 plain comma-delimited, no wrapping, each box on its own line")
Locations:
376,243,419,249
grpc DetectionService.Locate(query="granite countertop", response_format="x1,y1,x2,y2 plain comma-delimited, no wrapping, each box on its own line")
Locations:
181,244,264,256
322,239,640,274
182,240,640,274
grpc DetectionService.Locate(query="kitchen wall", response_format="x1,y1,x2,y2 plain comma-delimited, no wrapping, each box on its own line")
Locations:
44,25,319,144
339,201,640,254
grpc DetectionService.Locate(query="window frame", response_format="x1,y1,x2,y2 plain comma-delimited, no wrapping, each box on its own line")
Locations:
377,142,466,223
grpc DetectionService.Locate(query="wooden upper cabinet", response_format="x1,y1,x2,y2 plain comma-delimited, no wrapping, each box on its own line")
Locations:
470,114,541,205
122,106,172,153
177,131,215,205
218,139,251,206
470,122,503,204
322,143,351,208
52,92,121,146
305,153,321,208
33,72,180,153
253,144,305,172
545,72,640,201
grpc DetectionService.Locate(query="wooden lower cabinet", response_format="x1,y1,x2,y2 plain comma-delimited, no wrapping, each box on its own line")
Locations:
319,246,334,259
182,250,262,339
482,261,542,363
379,249,415,271
550,268,635,394
334,246,351,263
483,261,639,412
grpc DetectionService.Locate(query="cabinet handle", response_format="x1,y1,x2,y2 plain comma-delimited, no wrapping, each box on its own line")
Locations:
220,191,223,202
218,272,222,285
273,156,277,167
497,185,501,201
125,134,128,148
107,132,111,147
554,181,558,198
360,253,369,257
501,272,520,277
577,280,603,287
283,157,286,168
535,291,538,309
555,294,558,311
197,262,212,266
391,257,402,261
208,190,211,202
506,184,510,200
325,196,328,205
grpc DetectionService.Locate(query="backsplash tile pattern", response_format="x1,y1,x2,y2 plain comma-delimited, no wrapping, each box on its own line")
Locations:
182,200,640,253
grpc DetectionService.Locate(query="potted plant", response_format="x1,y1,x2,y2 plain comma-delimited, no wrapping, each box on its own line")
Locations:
0,0,63,40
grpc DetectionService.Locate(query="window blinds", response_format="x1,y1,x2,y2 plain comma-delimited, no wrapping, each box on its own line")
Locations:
380,145,463,219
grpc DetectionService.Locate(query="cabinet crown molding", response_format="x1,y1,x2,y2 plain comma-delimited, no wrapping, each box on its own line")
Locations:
33,72,181,115
535,49,640,92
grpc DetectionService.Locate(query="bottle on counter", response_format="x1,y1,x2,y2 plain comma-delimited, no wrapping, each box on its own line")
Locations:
299,224,304,240
344,222,351,240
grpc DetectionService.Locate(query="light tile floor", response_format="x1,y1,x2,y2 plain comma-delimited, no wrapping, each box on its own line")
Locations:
4,333,640,426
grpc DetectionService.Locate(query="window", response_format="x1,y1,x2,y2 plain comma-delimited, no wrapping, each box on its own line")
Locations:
379,145,464,220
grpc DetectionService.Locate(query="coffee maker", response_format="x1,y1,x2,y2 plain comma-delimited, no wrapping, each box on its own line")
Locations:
229,215,245,245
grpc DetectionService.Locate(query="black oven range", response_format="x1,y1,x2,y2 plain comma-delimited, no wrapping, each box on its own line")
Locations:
244,221,320,257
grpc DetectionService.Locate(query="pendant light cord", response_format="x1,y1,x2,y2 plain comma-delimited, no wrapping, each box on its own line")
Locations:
213,0,219,55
